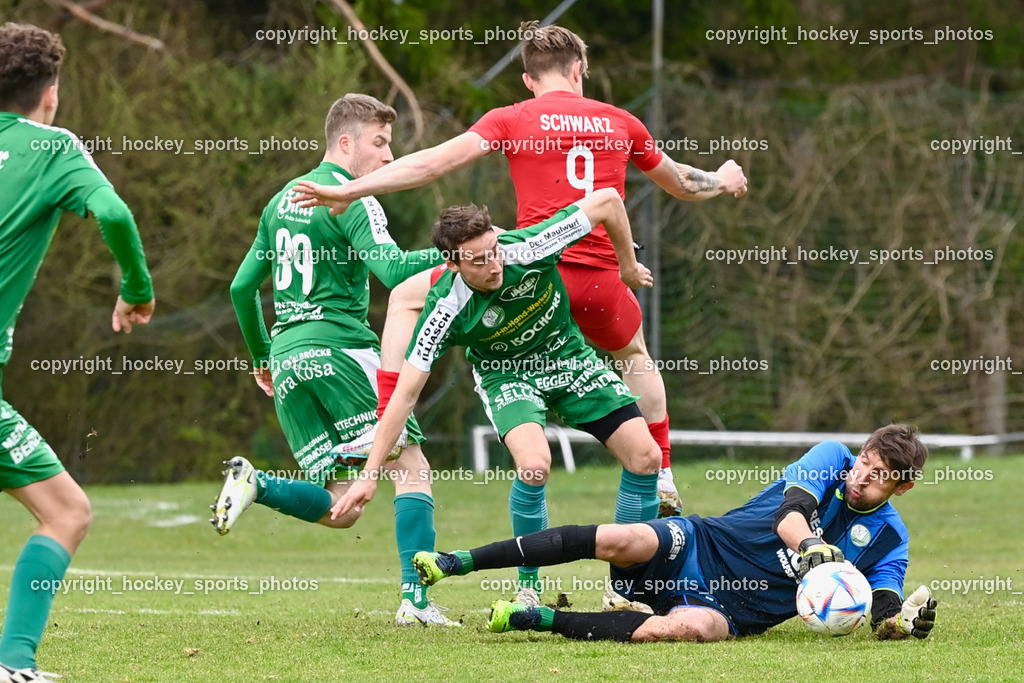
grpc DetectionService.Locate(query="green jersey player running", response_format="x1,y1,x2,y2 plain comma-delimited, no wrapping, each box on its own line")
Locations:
218,94,455,626
0,23,155,683
331,188,663,605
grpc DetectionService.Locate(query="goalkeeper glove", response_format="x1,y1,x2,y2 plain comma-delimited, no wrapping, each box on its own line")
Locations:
797,537,845,578
897,585,937,639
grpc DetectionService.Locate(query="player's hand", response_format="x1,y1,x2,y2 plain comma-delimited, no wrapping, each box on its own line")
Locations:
112,296,155,334
252,365,274,397
620,262,653,289
717,160,747,198
797,537,845,577
897,585,937,639
290,180,352,216
331,477,377,520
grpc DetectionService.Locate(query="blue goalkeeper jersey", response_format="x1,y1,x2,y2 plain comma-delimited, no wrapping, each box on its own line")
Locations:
688,441,910,635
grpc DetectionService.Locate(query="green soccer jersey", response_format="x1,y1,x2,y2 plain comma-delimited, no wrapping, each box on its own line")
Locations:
0,112,153,369
407,205,594,373
231,162,444,362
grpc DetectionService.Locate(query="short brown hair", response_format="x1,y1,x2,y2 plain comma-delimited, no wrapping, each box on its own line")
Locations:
324,94,396,148
0,23,66,113
862,424,929,483
432,205,493,262
519,21,588,80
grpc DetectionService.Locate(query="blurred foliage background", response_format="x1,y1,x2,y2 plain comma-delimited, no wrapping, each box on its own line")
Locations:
1,0,1021,481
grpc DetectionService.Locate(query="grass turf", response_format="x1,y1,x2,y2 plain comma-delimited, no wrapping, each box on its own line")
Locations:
1,455,1022,681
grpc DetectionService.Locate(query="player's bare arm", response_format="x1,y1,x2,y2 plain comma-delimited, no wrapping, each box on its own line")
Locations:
572,188,652,289
331,360,431,519
645,155,747,200
291,131,490,215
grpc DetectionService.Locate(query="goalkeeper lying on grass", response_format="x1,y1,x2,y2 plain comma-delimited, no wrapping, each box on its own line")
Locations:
414,424,938,642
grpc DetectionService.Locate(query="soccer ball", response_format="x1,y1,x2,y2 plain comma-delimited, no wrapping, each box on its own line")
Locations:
796,562,872,636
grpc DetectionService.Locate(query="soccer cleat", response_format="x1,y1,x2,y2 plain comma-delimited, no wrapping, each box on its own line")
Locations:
487,600,534,633
394,599,461,627
210,456,257,535
331,423,408,466
656,474,683,518
601,586,654,614
513,585,541,608
412,551,461,586
0,664,62,682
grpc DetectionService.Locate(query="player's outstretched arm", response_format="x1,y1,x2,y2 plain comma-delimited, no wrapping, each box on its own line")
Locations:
572,188,652,289
644,155,747,200
331,360,430,518
291,132,490,215
87,186,155,333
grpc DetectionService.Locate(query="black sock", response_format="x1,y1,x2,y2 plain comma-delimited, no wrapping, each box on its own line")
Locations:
551,610,654,642
469,524,598,570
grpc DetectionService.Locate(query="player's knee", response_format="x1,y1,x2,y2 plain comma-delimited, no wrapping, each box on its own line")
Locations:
663,608,730,643
515,458,550,484
625,443,660,476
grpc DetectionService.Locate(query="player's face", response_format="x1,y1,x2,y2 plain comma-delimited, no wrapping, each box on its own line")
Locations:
845,449,914,510
348,122,393,178
450,231,503,292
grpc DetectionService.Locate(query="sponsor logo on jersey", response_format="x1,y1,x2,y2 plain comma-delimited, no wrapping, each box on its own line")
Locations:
361,196,394,245
412,308,454,364
481,305,505,328
850,524,871,547
666,520,686,561
491,342,509,352
276,189,315,223
499,270,541,301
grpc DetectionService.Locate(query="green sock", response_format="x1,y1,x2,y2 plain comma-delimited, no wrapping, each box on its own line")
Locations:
509,478,547,583
453,550,474,574
0,535,71,669
615,469,659,523
254,471,332,523
510,605,557,632
401,582,428,609
395,492,435,608
518,570,541,593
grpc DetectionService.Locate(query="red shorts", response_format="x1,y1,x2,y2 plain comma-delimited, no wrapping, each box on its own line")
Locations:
557,261,643,352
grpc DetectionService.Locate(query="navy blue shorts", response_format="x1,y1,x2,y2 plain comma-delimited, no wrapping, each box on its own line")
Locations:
609,516,739,635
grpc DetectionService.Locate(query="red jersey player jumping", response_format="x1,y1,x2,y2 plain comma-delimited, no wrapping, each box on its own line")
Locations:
293,22,747,517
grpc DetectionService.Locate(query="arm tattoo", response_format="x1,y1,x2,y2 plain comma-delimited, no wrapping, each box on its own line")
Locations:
681,167,722,195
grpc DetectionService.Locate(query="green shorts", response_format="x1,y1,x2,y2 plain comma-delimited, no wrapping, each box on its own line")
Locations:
0,399,65,491
270,345,424,487
472,341,637,440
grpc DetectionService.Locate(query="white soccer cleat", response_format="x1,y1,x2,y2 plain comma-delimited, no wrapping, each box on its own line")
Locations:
656,469,683,518
210,456,257,535
513,586,542,608
601,586,654,614
0,664,62,682
331,423,408,465
394,599,461,627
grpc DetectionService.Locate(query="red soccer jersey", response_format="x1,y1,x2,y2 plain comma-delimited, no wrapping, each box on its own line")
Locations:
469,90,663,269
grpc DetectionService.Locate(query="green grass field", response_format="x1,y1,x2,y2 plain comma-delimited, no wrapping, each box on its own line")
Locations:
2,455,1022,682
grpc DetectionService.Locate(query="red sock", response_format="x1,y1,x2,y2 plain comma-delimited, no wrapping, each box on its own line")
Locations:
647,416,671,469
376,369,400,419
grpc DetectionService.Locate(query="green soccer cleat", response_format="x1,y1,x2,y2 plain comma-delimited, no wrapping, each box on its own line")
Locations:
412,551,462,586
487,600,534,633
